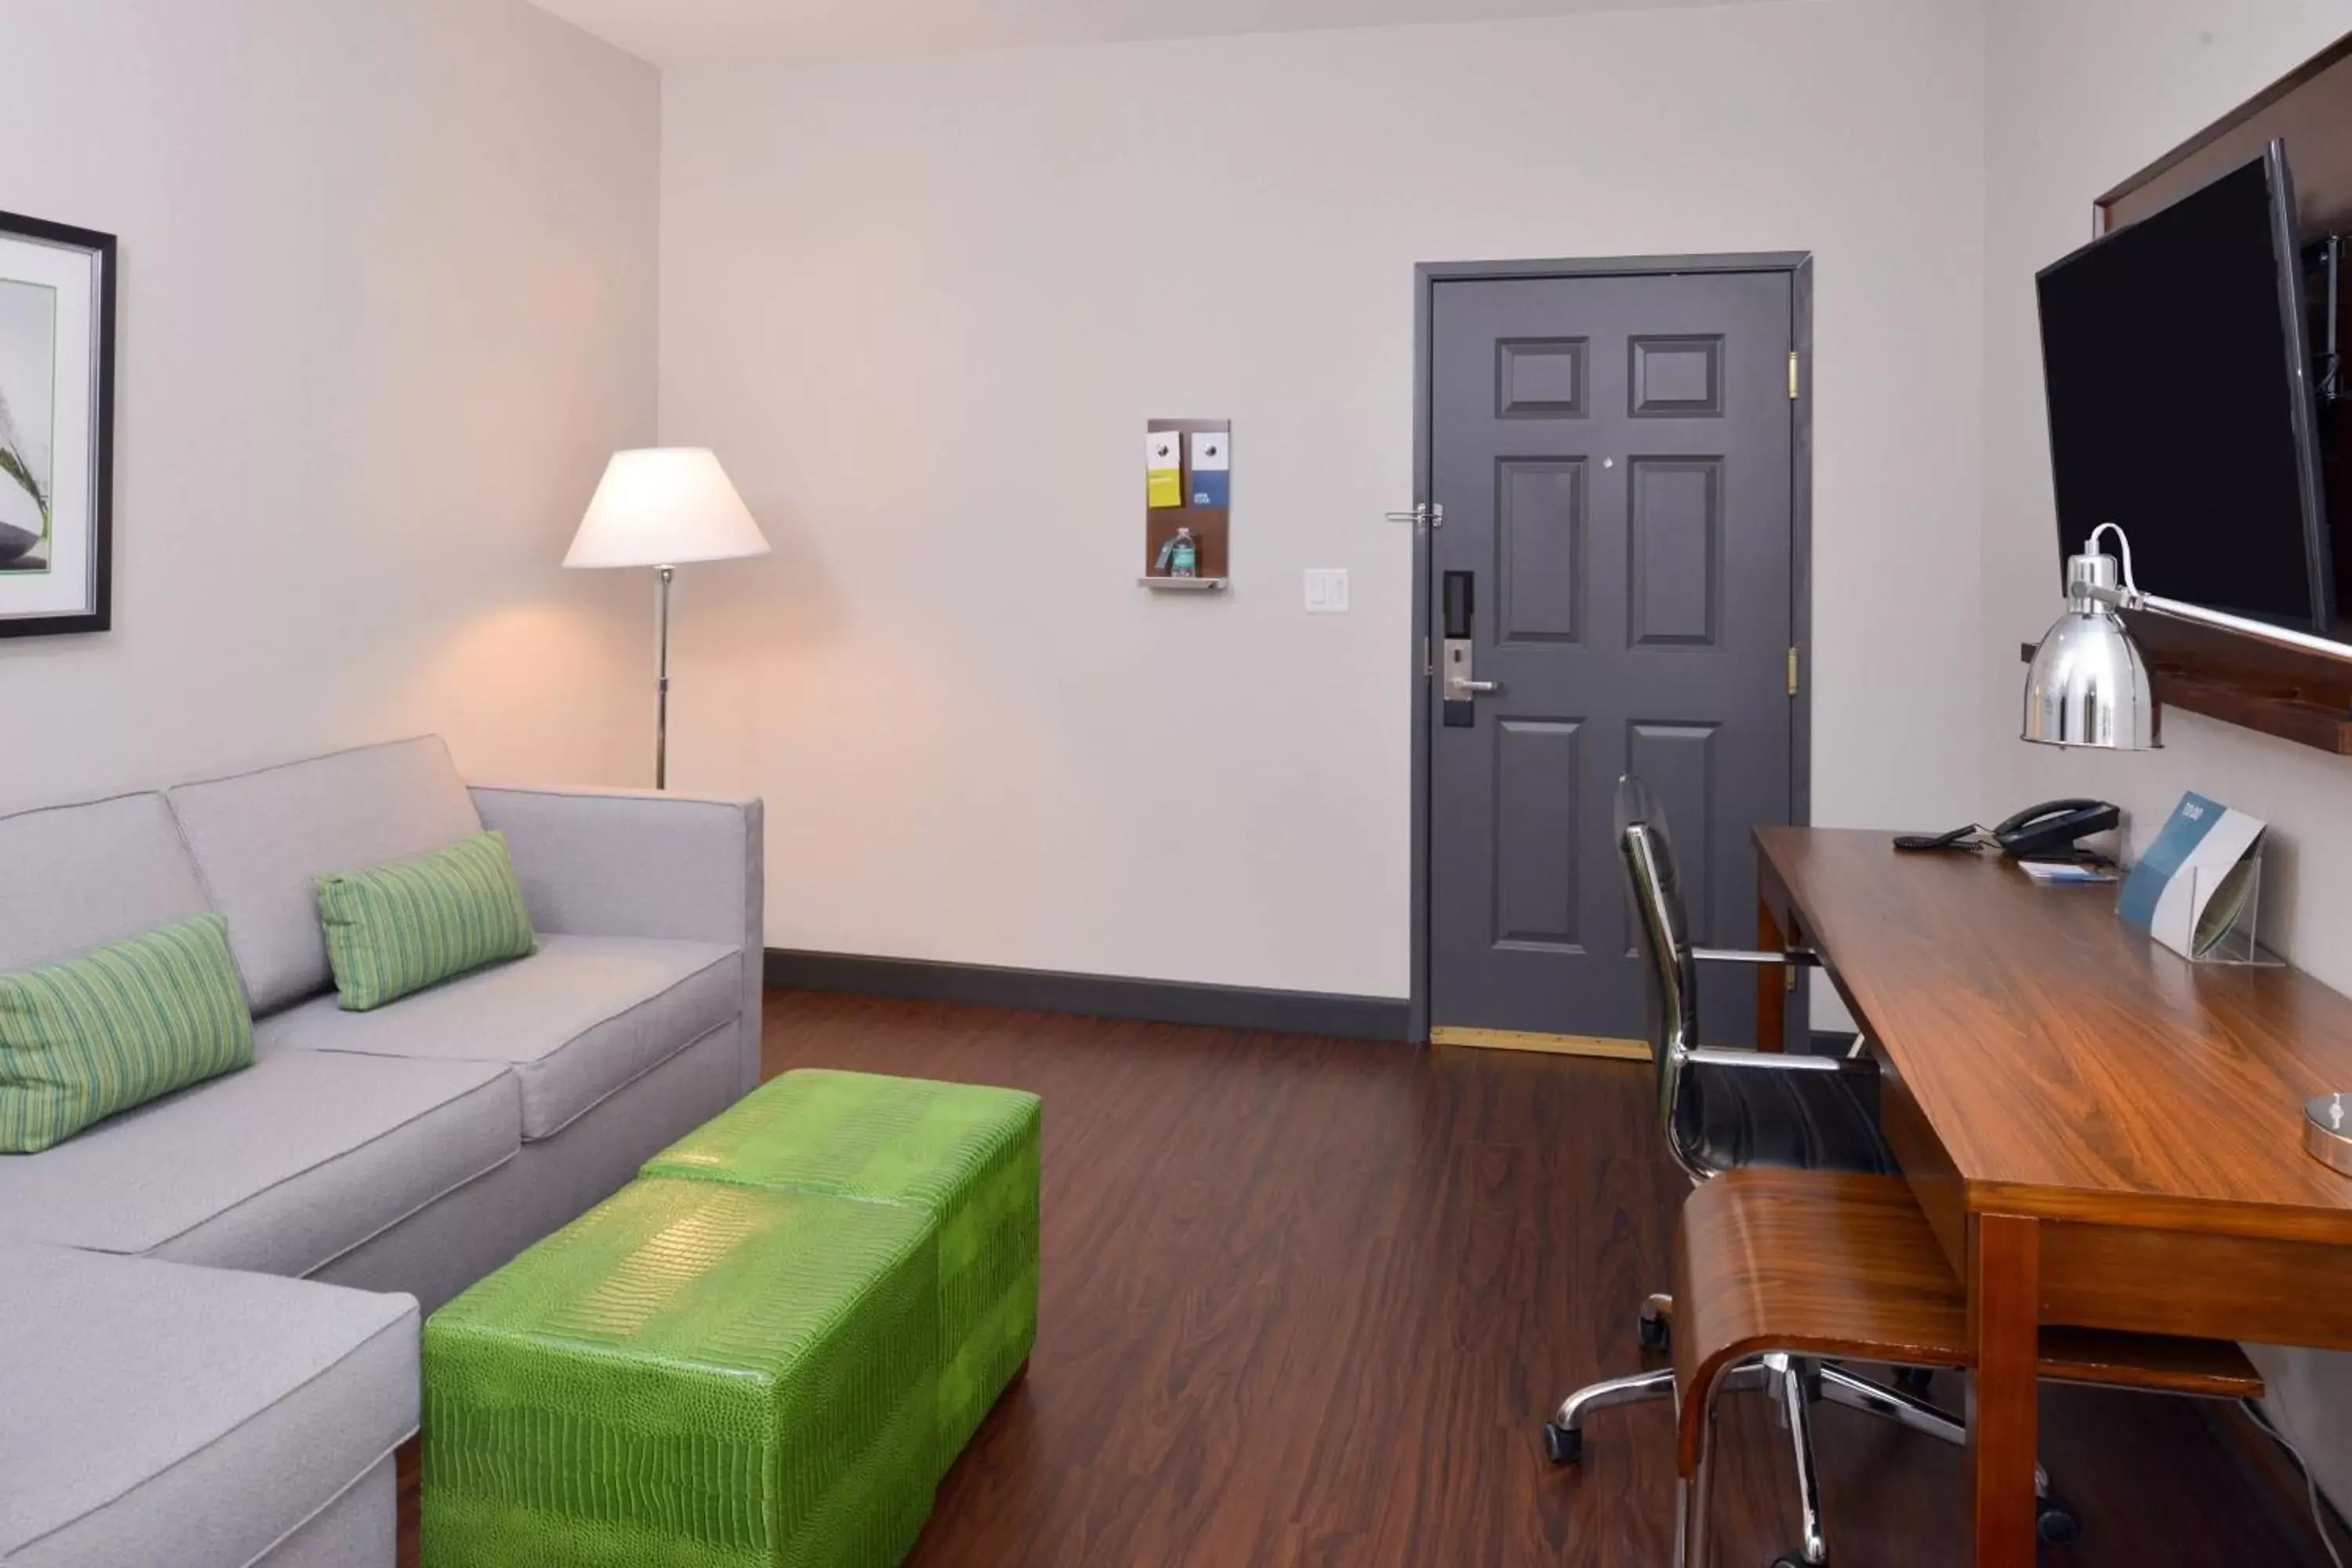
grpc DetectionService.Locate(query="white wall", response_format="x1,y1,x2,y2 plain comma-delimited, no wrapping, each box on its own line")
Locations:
1976,0,2352,1509
0,0,662,814
659,0,1988,996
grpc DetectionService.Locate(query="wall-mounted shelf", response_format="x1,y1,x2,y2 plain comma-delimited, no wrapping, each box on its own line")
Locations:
2052,31,2352,756
2096,31,2352,238
1138,575,1229,593
2022,608,2352,754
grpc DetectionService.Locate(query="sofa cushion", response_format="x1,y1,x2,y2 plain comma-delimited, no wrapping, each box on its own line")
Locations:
259,933,740,1142
0,1243,417,1568
0,1038,520,1278
318,830,537,1012
0,791,211,974
0,911,255,1154
168,738,484,1015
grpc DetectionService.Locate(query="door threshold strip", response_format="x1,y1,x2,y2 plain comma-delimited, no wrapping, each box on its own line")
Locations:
1429,1027,1649,1061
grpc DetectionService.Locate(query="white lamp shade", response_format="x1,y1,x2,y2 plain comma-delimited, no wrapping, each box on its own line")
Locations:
564,448,771,569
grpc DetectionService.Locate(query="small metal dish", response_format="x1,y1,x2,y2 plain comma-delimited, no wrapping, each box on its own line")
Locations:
2304,1094,2352,1176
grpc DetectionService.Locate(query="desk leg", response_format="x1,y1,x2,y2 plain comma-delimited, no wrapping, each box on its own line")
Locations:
1968,1213,2040,1566
1758,898,1788,1052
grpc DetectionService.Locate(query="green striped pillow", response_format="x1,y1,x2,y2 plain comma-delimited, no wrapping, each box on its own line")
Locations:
317,830,536,1012
0,913,255,1155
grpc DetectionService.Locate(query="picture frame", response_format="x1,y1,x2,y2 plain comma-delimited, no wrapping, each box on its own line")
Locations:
0,209,115,638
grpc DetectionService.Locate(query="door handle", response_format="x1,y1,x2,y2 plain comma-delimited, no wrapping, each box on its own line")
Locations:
1457,679,1500,695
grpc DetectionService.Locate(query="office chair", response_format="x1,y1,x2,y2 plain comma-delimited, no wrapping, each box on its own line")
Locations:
1543,775,2027,1567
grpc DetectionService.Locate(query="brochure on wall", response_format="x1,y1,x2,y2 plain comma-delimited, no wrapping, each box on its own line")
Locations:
1145,431,1183,510
1187,430,1230,506
2115,791,2267,960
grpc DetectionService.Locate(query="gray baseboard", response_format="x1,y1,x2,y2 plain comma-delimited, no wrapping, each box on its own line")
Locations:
764,949,1413,1042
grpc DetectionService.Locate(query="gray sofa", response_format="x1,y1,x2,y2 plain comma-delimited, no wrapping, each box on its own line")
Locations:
0,737,764,1568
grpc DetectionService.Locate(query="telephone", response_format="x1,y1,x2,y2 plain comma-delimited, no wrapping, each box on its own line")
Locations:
1893,798,2121,860
1991,799,2120,859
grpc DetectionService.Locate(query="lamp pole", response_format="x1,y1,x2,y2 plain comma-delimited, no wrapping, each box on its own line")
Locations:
655,565,673,790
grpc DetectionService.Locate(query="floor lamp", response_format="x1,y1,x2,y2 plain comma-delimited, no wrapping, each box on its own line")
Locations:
564,448,770,789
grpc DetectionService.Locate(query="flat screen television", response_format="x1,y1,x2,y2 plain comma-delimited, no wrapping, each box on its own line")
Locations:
2037,142,2334,634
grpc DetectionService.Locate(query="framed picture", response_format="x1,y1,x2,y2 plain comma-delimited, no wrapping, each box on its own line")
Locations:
0,211,114,638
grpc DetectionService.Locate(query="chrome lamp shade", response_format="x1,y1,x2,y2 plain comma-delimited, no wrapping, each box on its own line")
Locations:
2022,533,2161,751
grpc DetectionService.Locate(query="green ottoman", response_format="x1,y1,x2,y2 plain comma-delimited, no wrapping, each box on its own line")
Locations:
423,1176,939,1568
644,1069,1041,1471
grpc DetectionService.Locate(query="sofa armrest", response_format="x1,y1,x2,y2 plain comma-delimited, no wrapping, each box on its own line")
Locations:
470,786,764,1088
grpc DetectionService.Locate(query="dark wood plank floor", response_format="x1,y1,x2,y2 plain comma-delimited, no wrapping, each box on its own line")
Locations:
400,990,2332,1566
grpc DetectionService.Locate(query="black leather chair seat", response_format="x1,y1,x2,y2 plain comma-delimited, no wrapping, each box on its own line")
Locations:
1679,1059,1894,1175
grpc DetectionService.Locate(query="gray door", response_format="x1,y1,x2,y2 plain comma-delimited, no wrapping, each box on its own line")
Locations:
1428,268,1797,1047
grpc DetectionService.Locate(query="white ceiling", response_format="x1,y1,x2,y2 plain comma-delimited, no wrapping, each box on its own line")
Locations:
528,0,1796,71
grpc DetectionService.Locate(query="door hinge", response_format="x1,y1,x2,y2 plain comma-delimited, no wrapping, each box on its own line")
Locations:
1424,635,1434,677
1786,965,1799,993
1788,351,1801,401
1786,646,1800,698
1384,503,1444,531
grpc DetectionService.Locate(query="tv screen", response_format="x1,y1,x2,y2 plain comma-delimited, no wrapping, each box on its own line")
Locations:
2038,146,2331,633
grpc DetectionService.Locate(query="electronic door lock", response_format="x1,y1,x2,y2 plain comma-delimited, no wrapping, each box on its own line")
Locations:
1440,571,1495,727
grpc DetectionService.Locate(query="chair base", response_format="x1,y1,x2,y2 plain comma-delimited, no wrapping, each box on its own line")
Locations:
1554,1345,2049,1566
1544,1366,1675,1466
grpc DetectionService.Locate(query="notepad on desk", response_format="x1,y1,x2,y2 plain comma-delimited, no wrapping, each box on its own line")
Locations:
2017,859,2118,884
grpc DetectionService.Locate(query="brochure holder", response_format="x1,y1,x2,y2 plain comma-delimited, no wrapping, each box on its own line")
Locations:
1139,418,1231,591
2178,846,2283,967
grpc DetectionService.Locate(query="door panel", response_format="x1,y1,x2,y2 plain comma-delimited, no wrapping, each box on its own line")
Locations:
1625,720,1719,943
1428,269,1795,1046
1497,460,1586,644
1629,458,1722,647
1494,717,1584,949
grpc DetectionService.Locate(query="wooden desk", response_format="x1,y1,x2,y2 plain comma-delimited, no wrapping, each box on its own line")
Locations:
1756,827,2352,1568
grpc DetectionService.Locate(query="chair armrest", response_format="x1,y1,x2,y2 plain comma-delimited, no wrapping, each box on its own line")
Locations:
471,785,764,1089
1690,946,1820,967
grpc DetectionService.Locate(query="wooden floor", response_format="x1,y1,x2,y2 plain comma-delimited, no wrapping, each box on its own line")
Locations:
400,990,2334,1566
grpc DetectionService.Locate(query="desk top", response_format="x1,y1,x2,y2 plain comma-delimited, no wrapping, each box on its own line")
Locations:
1759,826,2352,1243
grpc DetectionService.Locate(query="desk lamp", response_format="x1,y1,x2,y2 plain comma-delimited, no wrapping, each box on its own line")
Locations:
2020,524,2162,750
2023,521,2352,749
564,448,769,789
2022,523,2352,1171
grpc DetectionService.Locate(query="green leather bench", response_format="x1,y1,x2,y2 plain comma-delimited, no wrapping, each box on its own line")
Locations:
644,1069,1044,1471
422,1071,1040,1568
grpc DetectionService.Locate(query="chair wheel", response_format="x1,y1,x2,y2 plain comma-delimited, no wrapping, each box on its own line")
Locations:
1637,1309,1671,1353
1893,1366,1935,1397
1543,1422,1582,1465
2038,1501,2081,1547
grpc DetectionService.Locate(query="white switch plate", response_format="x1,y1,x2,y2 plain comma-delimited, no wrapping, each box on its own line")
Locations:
1305,568,1350,613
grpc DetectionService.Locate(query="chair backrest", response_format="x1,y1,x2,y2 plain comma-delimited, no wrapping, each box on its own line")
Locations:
1613,775,1704,1172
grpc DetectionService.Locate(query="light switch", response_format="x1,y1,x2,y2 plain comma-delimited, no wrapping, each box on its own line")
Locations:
1305,569,1350,614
